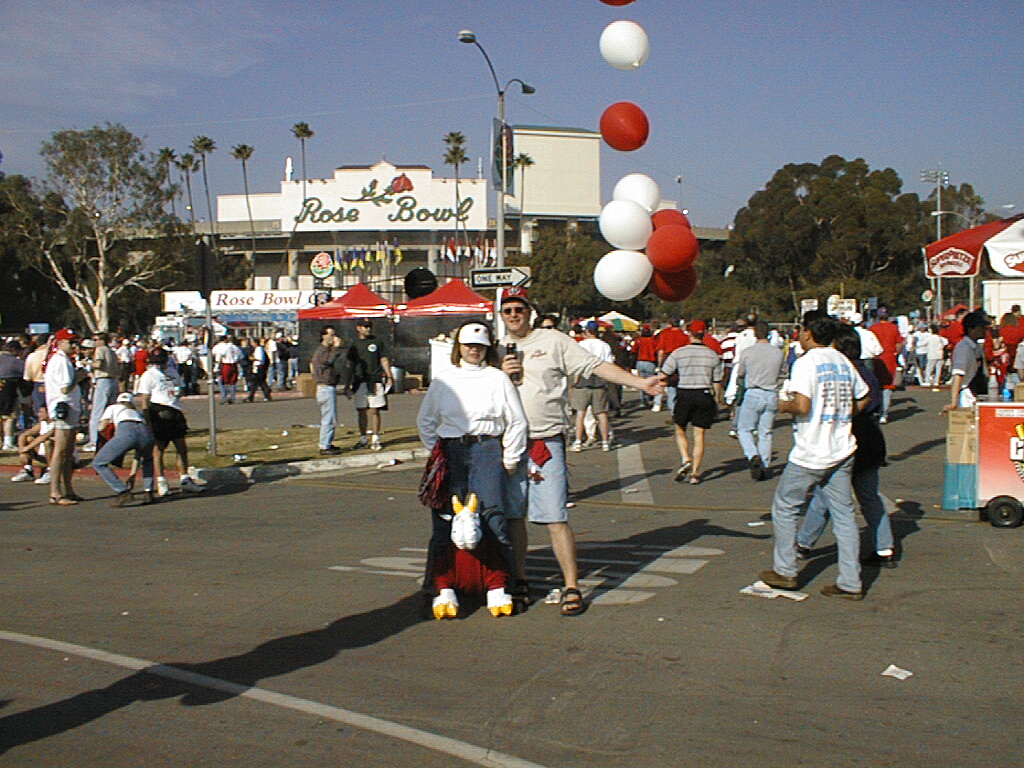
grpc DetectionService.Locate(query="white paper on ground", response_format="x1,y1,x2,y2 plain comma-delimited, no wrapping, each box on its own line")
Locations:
881,664,914,680
740,580,809,601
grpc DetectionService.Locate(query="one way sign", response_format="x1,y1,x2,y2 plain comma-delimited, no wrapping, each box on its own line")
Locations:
469,266,532,290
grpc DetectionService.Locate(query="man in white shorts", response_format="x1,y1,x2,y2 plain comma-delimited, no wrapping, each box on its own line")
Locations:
499,288,664,616
343,319,393,451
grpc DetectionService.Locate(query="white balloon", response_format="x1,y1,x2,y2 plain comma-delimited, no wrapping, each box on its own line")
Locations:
612,173,661,213
593,250,654,302
599,21,650,71
599,199,653,250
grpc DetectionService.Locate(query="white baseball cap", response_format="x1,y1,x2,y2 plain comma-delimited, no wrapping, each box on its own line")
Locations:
456,323,492,346
117,392,134,404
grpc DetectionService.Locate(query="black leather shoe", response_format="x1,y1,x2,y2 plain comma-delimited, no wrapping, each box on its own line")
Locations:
319,446,342,456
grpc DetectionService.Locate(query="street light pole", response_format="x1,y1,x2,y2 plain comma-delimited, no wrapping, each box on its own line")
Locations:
922,169,950,316
459,30,534,269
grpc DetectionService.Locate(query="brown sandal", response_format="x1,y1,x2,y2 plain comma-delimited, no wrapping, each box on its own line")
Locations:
49,496,78,506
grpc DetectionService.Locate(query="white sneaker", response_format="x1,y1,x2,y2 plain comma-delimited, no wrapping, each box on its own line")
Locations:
569,440,584,452
156,478,170,497
879,415,888,424
11,469,34,482
370,435,383,452
356,434,370,448
1,440,15,452
652,403,662,412
81,443,97,452
180,477,205,493
34,471,52,485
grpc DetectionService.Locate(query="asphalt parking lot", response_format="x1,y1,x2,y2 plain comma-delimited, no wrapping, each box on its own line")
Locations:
1,386,1022,767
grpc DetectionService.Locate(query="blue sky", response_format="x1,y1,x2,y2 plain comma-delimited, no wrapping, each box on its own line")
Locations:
1,0,1020,228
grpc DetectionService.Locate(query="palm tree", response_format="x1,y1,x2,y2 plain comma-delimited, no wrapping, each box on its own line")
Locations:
157,147,177,217
190,135,217,236
513,152,535,255
291,122,315,204
443,131,469,257
231,143,258,287
175,152,201,232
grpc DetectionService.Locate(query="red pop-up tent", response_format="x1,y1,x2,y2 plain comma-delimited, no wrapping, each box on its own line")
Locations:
297,283,393,319
400,278,492,316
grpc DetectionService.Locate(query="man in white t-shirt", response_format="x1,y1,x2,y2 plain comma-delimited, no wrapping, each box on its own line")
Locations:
758,311,870,600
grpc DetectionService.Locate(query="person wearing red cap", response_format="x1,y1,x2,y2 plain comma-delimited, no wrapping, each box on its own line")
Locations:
44,329,87,504
660,320,723,484
632,324,659,408
499,288,664,616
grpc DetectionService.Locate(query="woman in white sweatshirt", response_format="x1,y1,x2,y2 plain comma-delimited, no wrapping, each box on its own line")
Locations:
417,321,528,616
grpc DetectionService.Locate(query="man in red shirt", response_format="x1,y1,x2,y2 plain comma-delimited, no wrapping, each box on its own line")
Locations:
654,320,689,412
869,308,903,424
632,324,660,408
132,339,150,391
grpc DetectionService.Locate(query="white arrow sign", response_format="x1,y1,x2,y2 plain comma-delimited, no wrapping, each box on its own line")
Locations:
469,266,532,290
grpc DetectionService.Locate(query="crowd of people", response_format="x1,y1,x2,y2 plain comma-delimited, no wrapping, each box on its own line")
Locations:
411,296,1020,615
5,299,1015,609
0,328,298,505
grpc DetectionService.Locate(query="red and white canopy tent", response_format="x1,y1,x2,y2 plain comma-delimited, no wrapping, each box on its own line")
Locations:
296,282,393,320
925,214,1024,278
399,278,492,316
924,214,1024,314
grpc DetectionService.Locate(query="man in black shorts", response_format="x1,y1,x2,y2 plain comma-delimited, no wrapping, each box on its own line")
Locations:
660,320,723,484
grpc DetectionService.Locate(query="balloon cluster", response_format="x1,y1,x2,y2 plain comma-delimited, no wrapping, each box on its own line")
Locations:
594,1,699,303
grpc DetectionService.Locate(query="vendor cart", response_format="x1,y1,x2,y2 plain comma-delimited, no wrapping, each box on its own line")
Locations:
946,403,1024,527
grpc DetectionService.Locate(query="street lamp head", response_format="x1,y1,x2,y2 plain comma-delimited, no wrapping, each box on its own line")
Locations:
520,82,536,95
458,30,477,44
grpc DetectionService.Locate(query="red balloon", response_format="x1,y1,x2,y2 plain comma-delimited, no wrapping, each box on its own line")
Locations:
651,209,692,230
645,224,699,273
600,102,649,152
601,0,635,4
649,266,698,302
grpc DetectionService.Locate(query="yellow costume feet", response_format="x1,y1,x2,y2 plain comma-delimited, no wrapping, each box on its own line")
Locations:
432,589,459,620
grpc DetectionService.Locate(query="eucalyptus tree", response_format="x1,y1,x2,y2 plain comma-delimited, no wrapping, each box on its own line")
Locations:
2,123,182,332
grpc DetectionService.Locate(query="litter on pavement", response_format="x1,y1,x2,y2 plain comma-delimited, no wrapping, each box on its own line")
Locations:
740,580,809,601
881,664,914,680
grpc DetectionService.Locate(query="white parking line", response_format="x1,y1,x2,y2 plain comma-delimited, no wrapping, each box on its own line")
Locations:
0,630,553,768
616,441,655,504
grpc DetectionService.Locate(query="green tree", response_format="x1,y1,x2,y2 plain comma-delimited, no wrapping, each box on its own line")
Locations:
512,152,535,252
156,147,178,217
231,143,258,282
723,155,930,316
2,123,183,332
190,135,217,235
443,131,469,250
518,224,605,318
175,152,200,231
0,168,71,329
291,122,315,204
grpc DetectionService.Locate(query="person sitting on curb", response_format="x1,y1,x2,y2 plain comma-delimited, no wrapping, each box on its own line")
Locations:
10,405,54,485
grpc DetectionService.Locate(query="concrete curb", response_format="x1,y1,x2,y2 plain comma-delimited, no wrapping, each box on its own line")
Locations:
191,447,431,485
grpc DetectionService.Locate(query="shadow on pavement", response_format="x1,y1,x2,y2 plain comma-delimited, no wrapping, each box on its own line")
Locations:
0,593,425,754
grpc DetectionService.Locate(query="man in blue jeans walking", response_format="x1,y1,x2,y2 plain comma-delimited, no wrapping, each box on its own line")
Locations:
727,321,786,481
311,326,343,455
758,311,870,600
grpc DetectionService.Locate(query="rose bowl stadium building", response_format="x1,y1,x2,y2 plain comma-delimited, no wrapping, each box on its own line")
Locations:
204,125,727,307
